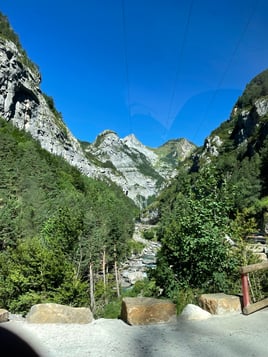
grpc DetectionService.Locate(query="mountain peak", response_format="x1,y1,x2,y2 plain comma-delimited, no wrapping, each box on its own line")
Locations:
123,134,158,164
123,133,140,144
99,129,118,137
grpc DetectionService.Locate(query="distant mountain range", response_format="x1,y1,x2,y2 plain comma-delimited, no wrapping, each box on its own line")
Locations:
0,13,196,206
82,131,195,205
1,12,268,208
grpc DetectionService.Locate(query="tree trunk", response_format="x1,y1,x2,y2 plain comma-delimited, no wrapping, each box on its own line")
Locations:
113,244,120,297
75,239,83,280
89,261,95,312
114,259,120,298
102,248,108,304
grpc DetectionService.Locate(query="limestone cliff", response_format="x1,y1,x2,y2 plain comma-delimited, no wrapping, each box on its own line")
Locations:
0,38,97,177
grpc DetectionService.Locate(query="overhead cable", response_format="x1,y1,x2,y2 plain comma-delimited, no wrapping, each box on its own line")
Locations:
121,0,132,133
192,0,260,143
165,0,194,133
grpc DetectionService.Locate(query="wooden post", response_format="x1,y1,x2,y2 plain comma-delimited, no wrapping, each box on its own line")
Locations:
240,261,268,315
241,273,250,309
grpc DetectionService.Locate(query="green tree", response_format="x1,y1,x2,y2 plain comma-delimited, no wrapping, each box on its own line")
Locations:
260,137,268,196
0,117,138,315
0,237,88,315
236,69,268,108
0,197,19,249
153,167,243,298
228,155,261,212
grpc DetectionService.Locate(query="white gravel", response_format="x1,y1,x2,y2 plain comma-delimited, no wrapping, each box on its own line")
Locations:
2,309,268,357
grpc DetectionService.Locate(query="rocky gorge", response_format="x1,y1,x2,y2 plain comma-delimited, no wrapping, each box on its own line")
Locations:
120,223,161,288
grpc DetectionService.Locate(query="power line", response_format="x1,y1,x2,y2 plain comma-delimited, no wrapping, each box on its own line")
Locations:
165,0,194,135
192,0,260,143
121,0,132,134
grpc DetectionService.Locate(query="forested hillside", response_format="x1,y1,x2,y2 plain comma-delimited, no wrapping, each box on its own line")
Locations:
147,69,268,309
0,118,138,315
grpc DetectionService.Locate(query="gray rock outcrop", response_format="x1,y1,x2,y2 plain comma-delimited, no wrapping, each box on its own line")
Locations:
0,38,97,177
86,130,162,204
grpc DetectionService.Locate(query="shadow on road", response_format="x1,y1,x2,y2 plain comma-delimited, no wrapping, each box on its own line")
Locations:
129,308,268,357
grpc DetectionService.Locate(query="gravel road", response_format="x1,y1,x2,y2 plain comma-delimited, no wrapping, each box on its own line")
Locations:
2,309,268,357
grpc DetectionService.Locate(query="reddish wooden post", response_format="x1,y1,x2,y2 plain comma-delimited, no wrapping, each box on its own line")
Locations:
241,273,250,308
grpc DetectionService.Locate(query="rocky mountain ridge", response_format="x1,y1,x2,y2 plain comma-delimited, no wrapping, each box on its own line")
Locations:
192,69,268,168
83,130,196,206
0,33,195,206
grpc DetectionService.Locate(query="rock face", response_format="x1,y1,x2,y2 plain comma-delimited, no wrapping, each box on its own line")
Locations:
84,131,195,206
0,308,9,322
0,37,195,206
85,130,163,205
26,303,93,324
191,69,268,170
120,297,176,325
198,293,242,315
203,135,223,158
232,97,268,147
179,304,211,321
0,38,97,177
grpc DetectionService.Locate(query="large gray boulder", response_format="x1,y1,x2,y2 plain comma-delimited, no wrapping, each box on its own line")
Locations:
26,303,93,324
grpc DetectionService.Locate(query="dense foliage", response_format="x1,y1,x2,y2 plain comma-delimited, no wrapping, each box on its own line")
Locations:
148,69,268,309
0,13,21,48
236,69,268,108
153,167,243,298
0,118,138,314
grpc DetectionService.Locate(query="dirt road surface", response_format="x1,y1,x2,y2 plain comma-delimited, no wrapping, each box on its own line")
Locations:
2,309,268,357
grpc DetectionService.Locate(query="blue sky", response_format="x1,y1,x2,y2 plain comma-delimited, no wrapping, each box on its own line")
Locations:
1,1,268,147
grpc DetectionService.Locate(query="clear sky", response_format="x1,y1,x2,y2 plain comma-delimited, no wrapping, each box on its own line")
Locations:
1,1,268,147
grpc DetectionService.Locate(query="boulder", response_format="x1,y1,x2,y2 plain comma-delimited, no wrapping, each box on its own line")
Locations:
121,297,176,325
179,304,212,321
199,293,242,315
26,303,93,324
0,309,9,322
